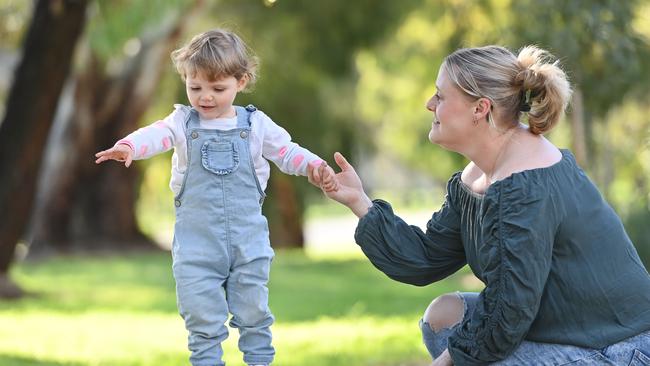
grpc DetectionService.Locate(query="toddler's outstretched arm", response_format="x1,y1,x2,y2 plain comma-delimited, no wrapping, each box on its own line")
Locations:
95,143,134,167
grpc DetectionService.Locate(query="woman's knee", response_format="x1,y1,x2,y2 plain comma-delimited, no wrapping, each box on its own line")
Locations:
423,293,464,332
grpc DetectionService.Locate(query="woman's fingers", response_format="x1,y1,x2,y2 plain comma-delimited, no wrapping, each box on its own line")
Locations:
323,182,338,192
334,152,353,172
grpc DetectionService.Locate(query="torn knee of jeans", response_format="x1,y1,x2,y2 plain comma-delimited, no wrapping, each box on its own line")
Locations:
421,318,461,334
430,318,462,333
422,293,465,332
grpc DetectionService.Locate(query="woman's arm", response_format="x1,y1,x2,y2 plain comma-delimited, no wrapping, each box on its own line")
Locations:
311,153,466,286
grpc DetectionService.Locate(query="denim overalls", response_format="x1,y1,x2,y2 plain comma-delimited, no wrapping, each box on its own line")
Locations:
172,105,275,366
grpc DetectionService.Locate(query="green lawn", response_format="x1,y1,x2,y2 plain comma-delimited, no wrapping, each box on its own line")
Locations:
0,250,482,366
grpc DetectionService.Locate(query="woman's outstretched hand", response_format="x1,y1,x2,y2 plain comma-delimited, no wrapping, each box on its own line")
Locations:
308,152,373,218
95,144,134,167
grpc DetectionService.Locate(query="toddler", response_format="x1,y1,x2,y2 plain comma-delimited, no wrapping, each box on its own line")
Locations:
96,28,335,366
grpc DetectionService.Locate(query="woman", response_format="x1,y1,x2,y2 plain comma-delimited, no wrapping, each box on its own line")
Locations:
308,45,650,365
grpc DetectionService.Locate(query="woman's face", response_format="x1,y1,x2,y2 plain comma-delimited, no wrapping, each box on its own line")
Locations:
426,66,479,151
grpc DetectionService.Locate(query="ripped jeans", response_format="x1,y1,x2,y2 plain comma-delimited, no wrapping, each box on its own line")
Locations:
420,292,650,365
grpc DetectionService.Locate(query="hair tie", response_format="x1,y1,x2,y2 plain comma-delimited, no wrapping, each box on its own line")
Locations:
520,89,532,112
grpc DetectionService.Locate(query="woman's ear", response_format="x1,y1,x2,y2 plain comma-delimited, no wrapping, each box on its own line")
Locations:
473,97,491,121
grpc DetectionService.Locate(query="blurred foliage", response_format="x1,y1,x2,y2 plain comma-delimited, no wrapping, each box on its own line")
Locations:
355,3,465,182
0,0,31,47
601,100,650,268
86,0,190,61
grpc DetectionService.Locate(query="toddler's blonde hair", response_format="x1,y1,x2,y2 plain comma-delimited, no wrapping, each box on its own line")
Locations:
171,29,258,90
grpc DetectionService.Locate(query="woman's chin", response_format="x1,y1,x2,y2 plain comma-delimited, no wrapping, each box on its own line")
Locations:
428,129,440,144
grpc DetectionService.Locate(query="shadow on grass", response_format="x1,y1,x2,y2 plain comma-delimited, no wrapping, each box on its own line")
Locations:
0,354,84,366
3,251,178,314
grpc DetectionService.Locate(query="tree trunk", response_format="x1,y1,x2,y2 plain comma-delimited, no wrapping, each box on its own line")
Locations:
265,171,305,249
0,0,88,297
570,88,588,168
29,5,202,253
599,120,615,200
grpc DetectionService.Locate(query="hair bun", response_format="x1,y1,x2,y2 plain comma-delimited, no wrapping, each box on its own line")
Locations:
516,45,572,134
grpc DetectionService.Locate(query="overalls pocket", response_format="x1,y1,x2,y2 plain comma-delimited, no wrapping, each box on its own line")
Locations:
201,140,239,175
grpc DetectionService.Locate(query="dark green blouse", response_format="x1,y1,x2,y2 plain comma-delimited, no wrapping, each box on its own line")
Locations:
354,149,650,365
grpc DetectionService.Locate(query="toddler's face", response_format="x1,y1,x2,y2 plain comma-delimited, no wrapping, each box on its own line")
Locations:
186,72,246,119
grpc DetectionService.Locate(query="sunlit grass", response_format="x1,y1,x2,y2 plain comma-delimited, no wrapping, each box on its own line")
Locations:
1,251,482,366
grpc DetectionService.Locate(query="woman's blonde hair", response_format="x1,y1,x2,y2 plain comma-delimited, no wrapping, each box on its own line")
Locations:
442,45,572,134
171,29,258,90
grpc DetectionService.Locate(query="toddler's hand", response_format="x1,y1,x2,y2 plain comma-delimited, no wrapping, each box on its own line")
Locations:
310,152,371,217
319,164,339,192
308,160,338,192
307,160,325,187
95,143,134,167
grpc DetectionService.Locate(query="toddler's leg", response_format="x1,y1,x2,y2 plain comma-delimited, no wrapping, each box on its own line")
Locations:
227,256,275,366
173,247,230,366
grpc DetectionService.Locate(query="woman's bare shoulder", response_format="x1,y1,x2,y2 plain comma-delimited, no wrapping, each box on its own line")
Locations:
508,136,562,174
461,162,482,188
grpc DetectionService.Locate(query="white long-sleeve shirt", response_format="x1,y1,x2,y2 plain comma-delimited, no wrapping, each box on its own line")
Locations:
117,104,322,195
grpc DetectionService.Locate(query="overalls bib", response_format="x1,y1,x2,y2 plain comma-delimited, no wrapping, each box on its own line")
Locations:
172,105,275,366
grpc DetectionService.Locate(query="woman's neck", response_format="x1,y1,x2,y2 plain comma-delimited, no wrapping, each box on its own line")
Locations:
465,124,522,184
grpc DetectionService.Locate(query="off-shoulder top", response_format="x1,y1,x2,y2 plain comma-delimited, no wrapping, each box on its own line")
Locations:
354,149,650,365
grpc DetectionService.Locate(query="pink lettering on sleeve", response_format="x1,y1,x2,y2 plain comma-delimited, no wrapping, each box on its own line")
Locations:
139,145,148,157
292,154,305,168
162,137,171,150
279,146,288,158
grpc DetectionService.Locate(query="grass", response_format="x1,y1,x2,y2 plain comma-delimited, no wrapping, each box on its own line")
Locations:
0,250,483,366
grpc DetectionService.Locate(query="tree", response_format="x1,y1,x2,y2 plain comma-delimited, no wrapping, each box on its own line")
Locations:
0,0,88,298
29,1,203,253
